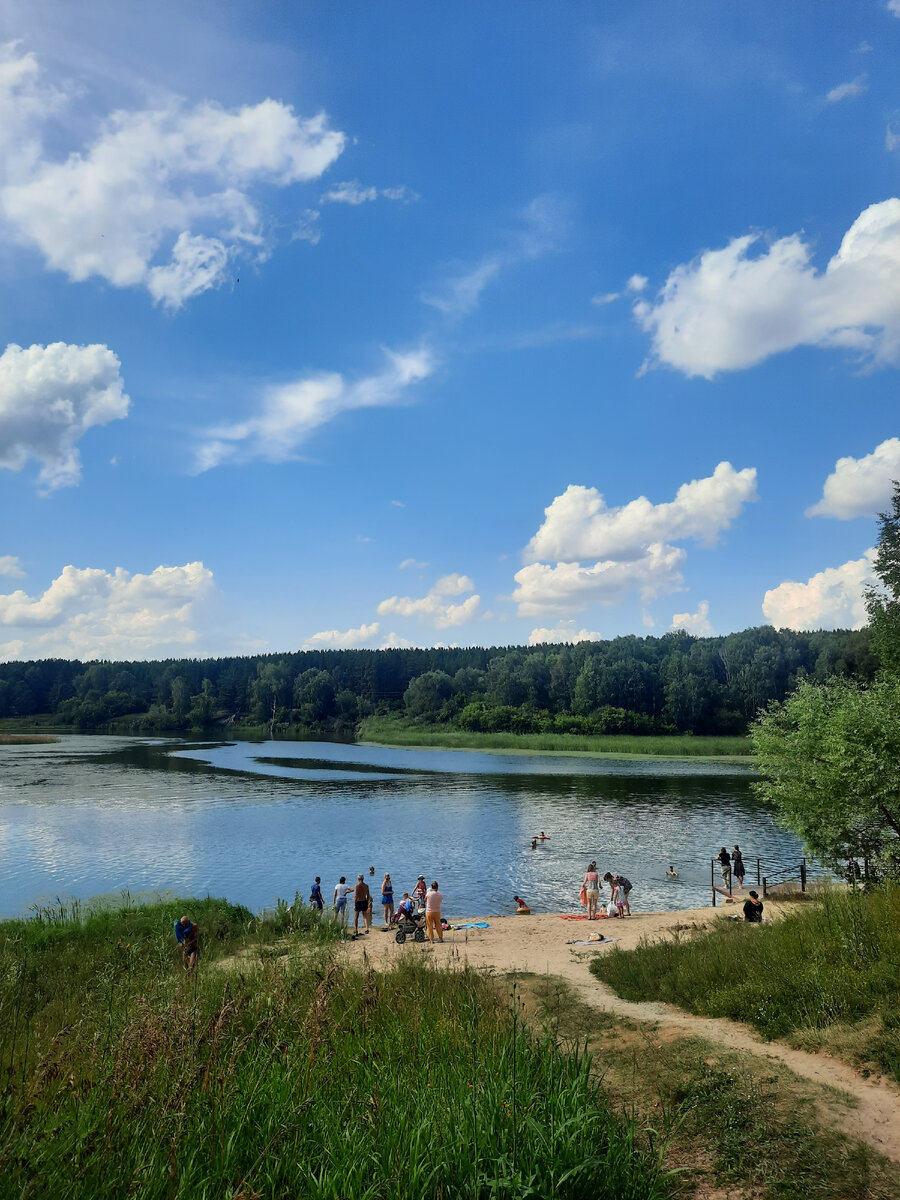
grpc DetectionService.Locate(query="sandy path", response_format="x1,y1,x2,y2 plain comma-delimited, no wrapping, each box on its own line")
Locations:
341,906,900,1164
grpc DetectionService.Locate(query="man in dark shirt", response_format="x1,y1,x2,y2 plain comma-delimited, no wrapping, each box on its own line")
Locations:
742,890,764,922
310,877,324,911
174,915,199,971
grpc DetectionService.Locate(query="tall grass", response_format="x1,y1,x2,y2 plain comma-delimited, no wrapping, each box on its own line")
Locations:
590,885,900,1082
0,896,671,1199
358,717,753,759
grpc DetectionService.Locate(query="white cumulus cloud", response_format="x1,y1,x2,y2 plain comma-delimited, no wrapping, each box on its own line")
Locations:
0,342,129,490
377,573,480,628
528,623,602,645
807,437,900,519
195,347,434,470
635,199,900,377
302,621,380,649
381,632,417,649
670,600,715,636
526,463,757,563
513,544,686,618
0,44,345,308
0,556,25,578
762,550,874,631
0,561,213,659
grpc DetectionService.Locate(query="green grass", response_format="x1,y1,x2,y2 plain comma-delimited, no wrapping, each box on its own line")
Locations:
358,716,753,759
530,977,898,1200
0,896,672,1199
589,884,900,1082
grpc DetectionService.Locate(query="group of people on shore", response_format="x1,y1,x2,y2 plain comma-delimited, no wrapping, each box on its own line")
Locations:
308,869,446,943
580,863,633,919
716,845,764,921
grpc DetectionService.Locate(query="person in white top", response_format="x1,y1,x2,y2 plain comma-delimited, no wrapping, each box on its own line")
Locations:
424,881,444,943
333,877,352,929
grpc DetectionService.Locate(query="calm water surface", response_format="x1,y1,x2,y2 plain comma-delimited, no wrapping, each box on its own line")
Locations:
0,735,802,918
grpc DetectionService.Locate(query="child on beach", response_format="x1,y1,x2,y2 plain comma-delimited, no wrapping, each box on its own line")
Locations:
614,884,626,918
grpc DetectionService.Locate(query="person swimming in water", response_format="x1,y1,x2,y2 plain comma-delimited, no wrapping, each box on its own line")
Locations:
538,831,550,840
530,838,538,849
667,865,678,878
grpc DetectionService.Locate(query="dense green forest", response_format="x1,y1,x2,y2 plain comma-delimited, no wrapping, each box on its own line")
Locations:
0,626,876,737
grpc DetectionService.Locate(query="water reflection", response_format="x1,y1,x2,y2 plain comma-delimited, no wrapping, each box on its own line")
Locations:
1,734,793,920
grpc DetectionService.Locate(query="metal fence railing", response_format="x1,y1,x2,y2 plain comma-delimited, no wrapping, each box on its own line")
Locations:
709,856,833,905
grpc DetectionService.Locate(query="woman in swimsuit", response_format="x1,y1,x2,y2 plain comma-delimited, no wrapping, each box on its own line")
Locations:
381,873,395,925
582,863,601,919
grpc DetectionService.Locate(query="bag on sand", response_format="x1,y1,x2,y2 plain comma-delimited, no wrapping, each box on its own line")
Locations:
606,901,618,918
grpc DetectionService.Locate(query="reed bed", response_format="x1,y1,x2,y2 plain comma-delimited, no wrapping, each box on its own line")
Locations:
359,719,752,759
590,884,900,1082
0,896,671,1199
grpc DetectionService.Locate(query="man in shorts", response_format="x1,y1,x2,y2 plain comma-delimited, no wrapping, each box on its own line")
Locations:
353,874,372,936
173,915,199,972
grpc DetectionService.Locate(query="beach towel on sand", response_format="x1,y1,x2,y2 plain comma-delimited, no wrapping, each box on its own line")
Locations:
559,913,612,921
566,936,619,946
448,921,490,930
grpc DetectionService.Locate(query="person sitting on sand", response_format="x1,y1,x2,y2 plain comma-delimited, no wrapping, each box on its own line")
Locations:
743,890,764,923
173,915,199,972
513,895,530,913
667,866,678,878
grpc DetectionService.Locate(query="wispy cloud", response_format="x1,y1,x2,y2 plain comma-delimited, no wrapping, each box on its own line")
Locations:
320,180,419,205
194,347,435,471
825,76,867,104
421,194,569,317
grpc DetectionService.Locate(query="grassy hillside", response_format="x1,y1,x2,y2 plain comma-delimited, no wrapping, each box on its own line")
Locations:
590,885,900,1082
0,895,671,1200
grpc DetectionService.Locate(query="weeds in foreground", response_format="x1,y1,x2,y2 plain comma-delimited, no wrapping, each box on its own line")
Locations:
590,884,900,1082
0,896,672,1199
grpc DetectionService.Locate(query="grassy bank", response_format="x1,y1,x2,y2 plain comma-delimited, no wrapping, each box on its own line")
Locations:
0,733,59,744
358,716,753,759
1,896,671,1200
590,885,900,1083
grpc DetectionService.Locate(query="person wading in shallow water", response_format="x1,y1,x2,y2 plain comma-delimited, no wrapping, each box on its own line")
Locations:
173,915,199,972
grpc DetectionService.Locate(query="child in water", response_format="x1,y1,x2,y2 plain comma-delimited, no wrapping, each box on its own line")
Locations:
513,894,531,913
667,865,678,878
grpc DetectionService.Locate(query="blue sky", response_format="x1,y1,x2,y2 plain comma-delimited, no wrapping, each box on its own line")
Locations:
1,0,900,660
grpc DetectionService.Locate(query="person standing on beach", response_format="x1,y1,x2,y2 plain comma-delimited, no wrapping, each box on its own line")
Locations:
412,875,427,910
731,845,745,890
717,847,732,893
582,863,600,919
603,872,632,915
173,915,199,972
333,877,351,929
353,874,372,936
381,873,394,925
424,880,444,943
310,877,324,912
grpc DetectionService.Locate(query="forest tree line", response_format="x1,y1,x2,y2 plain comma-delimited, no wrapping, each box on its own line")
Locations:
0,625,877,737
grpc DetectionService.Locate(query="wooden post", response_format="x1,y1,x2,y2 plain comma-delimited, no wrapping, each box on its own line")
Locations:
800,858,807,892
762,876,768,898
756,858,761,886
711,859,716,907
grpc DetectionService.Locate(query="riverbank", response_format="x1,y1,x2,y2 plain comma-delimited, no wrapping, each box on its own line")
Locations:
357,716,754,760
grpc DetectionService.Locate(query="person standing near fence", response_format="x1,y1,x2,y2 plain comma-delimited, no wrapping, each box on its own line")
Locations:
717,847,732,893
731,846,745,890
424,880,444,943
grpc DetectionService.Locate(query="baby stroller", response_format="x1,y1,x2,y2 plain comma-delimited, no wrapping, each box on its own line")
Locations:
394,909,427,944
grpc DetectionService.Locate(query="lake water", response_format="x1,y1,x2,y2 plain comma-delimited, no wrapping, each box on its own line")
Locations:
0,735,803,919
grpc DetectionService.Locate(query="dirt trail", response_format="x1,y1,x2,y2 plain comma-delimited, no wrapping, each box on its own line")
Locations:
342,907,900,1164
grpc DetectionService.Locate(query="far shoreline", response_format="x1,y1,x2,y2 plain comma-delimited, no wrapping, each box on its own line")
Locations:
357,736,756,764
